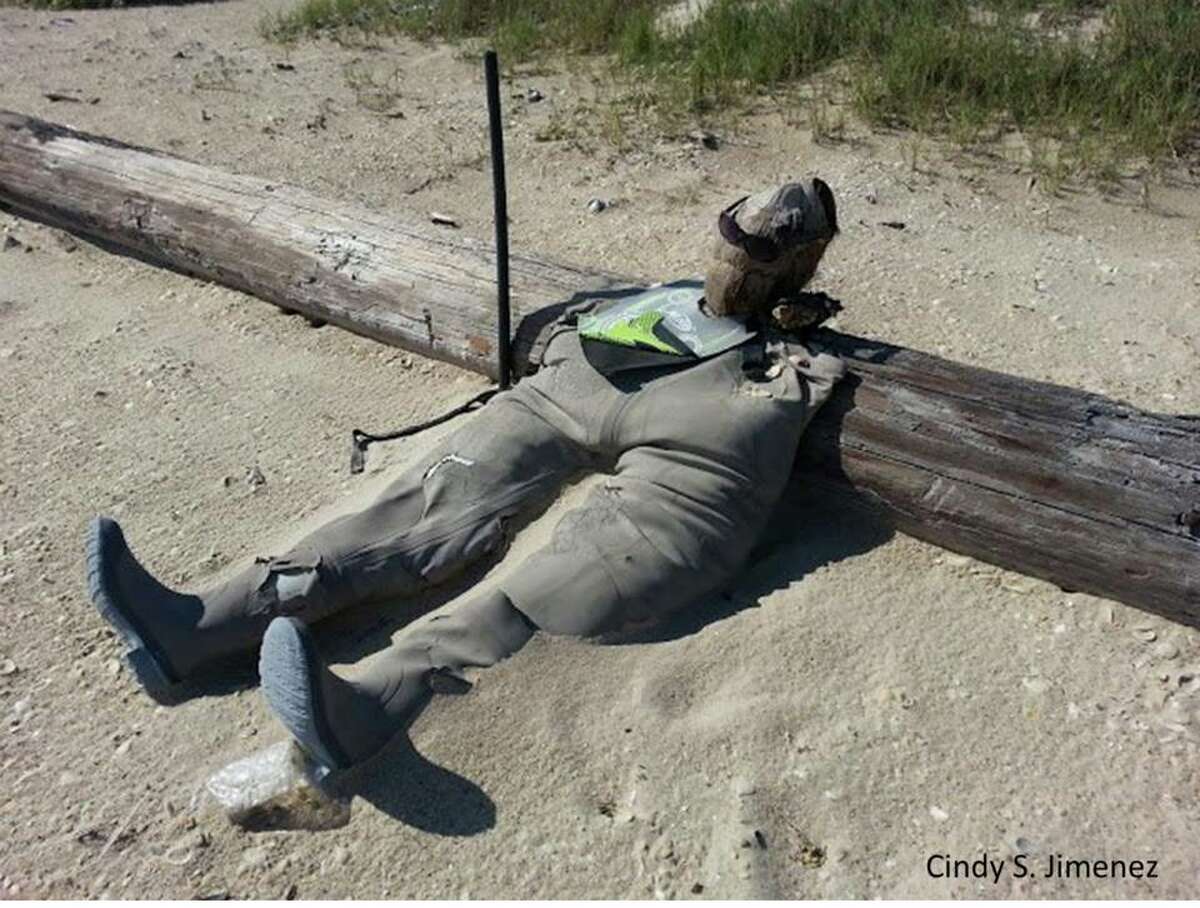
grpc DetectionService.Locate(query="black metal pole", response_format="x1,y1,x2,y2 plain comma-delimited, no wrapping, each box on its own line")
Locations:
484,50,512,390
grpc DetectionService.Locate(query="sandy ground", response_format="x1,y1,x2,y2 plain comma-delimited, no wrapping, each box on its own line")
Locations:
2,0,1200,898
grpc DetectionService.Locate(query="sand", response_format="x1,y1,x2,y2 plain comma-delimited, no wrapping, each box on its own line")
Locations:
1,0,1199,898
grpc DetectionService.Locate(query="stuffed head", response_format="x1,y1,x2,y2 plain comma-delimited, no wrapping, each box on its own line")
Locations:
704,178,839,318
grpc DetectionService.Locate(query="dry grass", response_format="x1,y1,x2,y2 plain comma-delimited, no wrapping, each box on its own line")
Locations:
17,0,1196,180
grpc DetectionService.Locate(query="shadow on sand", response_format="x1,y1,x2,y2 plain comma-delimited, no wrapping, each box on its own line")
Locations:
327,734,498,837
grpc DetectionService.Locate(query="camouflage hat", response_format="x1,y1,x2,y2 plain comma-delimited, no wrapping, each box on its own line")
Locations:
704,178,839,318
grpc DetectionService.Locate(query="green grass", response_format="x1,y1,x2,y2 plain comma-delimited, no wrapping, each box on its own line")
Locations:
24,0,1189,181
261,0,1198,180
621,0,1200,178
261,0,665,62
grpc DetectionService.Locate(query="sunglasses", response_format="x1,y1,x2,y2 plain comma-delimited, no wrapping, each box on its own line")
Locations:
717,195,783,263
718,182,838,265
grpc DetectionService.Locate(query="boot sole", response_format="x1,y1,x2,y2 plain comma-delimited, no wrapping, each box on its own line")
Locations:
86,516,182,705
260,617,352,773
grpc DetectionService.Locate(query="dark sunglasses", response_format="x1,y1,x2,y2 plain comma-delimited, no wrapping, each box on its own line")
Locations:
717,195,782,263
718,181,839,265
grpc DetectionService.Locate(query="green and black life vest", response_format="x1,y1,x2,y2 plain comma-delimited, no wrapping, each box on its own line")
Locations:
576,280,756,375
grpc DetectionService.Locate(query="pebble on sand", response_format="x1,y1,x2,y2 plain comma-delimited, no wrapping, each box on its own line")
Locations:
164,830,210,866
1152,641,1179,660
238,846,270,874
731,777,756,797
1022,676,1050,695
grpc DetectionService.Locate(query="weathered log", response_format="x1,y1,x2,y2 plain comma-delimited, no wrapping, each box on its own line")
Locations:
796,332,1199,625
2,110,1197,624
0,110,623,374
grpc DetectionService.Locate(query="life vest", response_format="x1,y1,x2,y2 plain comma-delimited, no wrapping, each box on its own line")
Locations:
576,280,757,375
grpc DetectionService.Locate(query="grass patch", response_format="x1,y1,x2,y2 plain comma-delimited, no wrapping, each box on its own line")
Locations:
261,0,665,61
265,0,1197,179
625,0,1199,177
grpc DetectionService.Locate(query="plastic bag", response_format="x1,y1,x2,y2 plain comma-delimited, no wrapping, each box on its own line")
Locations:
203,740,351,831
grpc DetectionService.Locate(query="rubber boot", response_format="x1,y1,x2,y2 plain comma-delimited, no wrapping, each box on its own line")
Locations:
259,588,535,771
86,516,350,704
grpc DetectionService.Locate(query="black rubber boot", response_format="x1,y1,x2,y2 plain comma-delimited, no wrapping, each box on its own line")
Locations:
259,589,535,771
86,516,346,704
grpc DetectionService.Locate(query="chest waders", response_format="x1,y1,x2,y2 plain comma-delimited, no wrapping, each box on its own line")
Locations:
84,77,846,767
87,299,844,768
256,324,843,770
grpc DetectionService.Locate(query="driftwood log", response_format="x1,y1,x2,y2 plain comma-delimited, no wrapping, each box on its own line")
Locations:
2,110,1197,624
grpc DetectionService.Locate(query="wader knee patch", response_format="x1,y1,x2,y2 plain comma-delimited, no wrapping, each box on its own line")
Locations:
249,549,324,617
410,453,521,584
550,495,628,558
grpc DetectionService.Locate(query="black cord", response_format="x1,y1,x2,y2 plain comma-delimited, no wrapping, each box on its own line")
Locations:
349,387,499,474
